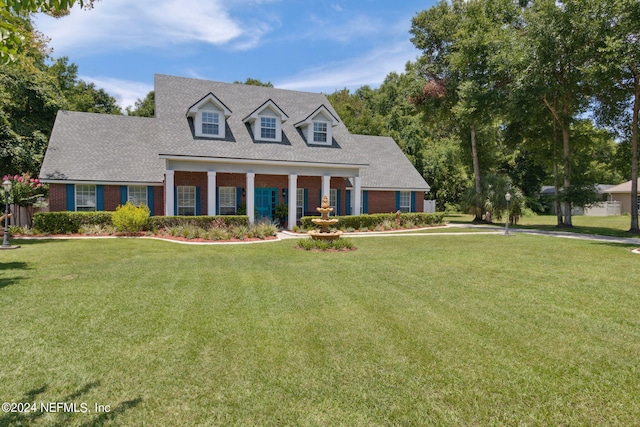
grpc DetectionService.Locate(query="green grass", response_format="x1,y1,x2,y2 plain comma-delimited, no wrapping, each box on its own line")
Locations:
445,213,640,239
1,235,640,425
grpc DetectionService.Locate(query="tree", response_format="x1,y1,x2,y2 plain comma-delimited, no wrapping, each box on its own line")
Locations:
411,0,517,221
516,0,601,226
0,16,64,175
1,0,96,63
234,78,273,87
126,90,154,117
591,0,640,233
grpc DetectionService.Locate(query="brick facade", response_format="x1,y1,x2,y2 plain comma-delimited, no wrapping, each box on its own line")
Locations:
47,178,423,215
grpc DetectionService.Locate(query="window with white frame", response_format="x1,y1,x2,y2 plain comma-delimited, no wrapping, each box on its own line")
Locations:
219,187,236,215
330,189,337,216
128,185,147,207
296,188,304,218
76,185,96,212
313,122,328,143
399,191,411,212
177,186,196,216
260,117,277,139
201,111,220,136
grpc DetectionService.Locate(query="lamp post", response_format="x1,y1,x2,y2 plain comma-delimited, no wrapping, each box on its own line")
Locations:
2,179,12,248
504,192,511,236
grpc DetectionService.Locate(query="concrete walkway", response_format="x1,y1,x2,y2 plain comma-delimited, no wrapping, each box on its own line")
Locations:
281,223,640,246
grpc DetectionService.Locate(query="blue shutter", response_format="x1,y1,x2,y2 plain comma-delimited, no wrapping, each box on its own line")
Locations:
395,191,401,211
304,189,308,216
66,184,75,211
346,190,351,215
336,190,341,216
174,187,178,216
195,187,201,215
147,186,154,216
236,187,242,214
363,191,369,214
283,188,288,205
96,185,104,211
411,192,416,212
120,186,128,206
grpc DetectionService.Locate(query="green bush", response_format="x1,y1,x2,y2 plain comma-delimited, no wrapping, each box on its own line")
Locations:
112,202,150,233
148,215,249,230
33,211,113,234
296,237,355,251
300,212,444,231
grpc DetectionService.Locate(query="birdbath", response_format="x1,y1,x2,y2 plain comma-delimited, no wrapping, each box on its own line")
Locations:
308,195,343,241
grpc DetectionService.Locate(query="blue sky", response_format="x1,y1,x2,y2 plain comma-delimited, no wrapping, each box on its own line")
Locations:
34,0,437,111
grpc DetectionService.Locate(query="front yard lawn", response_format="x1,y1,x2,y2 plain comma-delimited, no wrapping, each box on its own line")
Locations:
1,235,639,425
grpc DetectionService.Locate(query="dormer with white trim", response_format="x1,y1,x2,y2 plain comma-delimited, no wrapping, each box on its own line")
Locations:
187,93,232,139
243,99,289,143
295,105,339,146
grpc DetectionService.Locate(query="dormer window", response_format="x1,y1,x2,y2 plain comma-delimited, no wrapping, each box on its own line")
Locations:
313,121,328,143
187,93,232,139
243,99,289,143
202,111,220,136
261,117,277,139
295,105,339,146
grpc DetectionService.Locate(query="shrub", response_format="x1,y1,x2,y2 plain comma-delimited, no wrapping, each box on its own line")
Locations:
148,215,249,230
33,211,113,234
112,202,150,233
301,213,444,231
250,221,278,239
79,224,117,235
296,237,355,251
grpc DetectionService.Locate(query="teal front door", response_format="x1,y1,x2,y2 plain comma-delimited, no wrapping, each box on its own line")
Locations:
255,188,277,221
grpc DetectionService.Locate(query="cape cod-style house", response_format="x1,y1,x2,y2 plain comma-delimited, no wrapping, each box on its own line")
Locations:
39,74,430,229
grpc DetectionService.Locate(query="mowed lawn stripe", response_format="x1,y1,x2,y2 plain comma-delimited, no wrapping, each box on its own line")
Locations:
1,235,639,425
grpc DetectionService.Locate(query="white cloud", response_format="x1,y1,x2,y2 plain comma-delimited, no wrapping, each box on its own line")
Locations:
80,76,153,111
276,42,419,93
34,0,256,54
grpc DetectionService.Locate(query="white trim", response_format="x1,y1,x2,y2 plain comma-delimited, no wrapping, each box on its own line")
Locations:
41,179,163,186
159,155,367,170
294,107,339,146
75,184,97,212
353,176,362,216
242,100,289,143
348,187,429,192
288,174,297,230
165,170,175,216
207,171,216,216
322,175,331,200
246,173,255,225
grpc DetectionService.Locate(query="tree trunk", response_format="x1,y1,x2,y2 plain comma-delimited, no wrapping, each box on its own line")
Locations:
552,119,563,225
629,75,639,233
470,122,482,222
554,160,563,225
562,123,572,227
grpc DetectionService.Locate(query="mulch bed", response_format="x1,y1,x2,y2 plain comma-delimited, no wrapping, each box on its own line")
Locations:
13,231,278,244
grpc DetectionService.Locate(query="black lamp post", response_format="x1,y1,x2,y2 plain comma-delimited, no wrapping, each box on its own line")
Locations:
2,179,12,248
504,192,511,236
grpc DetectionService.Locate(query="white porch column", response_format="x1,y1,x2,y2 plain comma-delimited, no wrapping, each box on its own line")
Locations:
246,172,255,225
207,171,216,216
353,176,362,215
165,169,175,216
322,175,331,200
288,174,297,230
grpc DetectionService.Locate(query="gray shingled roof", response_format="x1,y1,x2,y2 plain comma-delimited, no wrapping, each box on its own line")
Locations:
352,135,430,191
40,111,164,183
40,74,429,191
